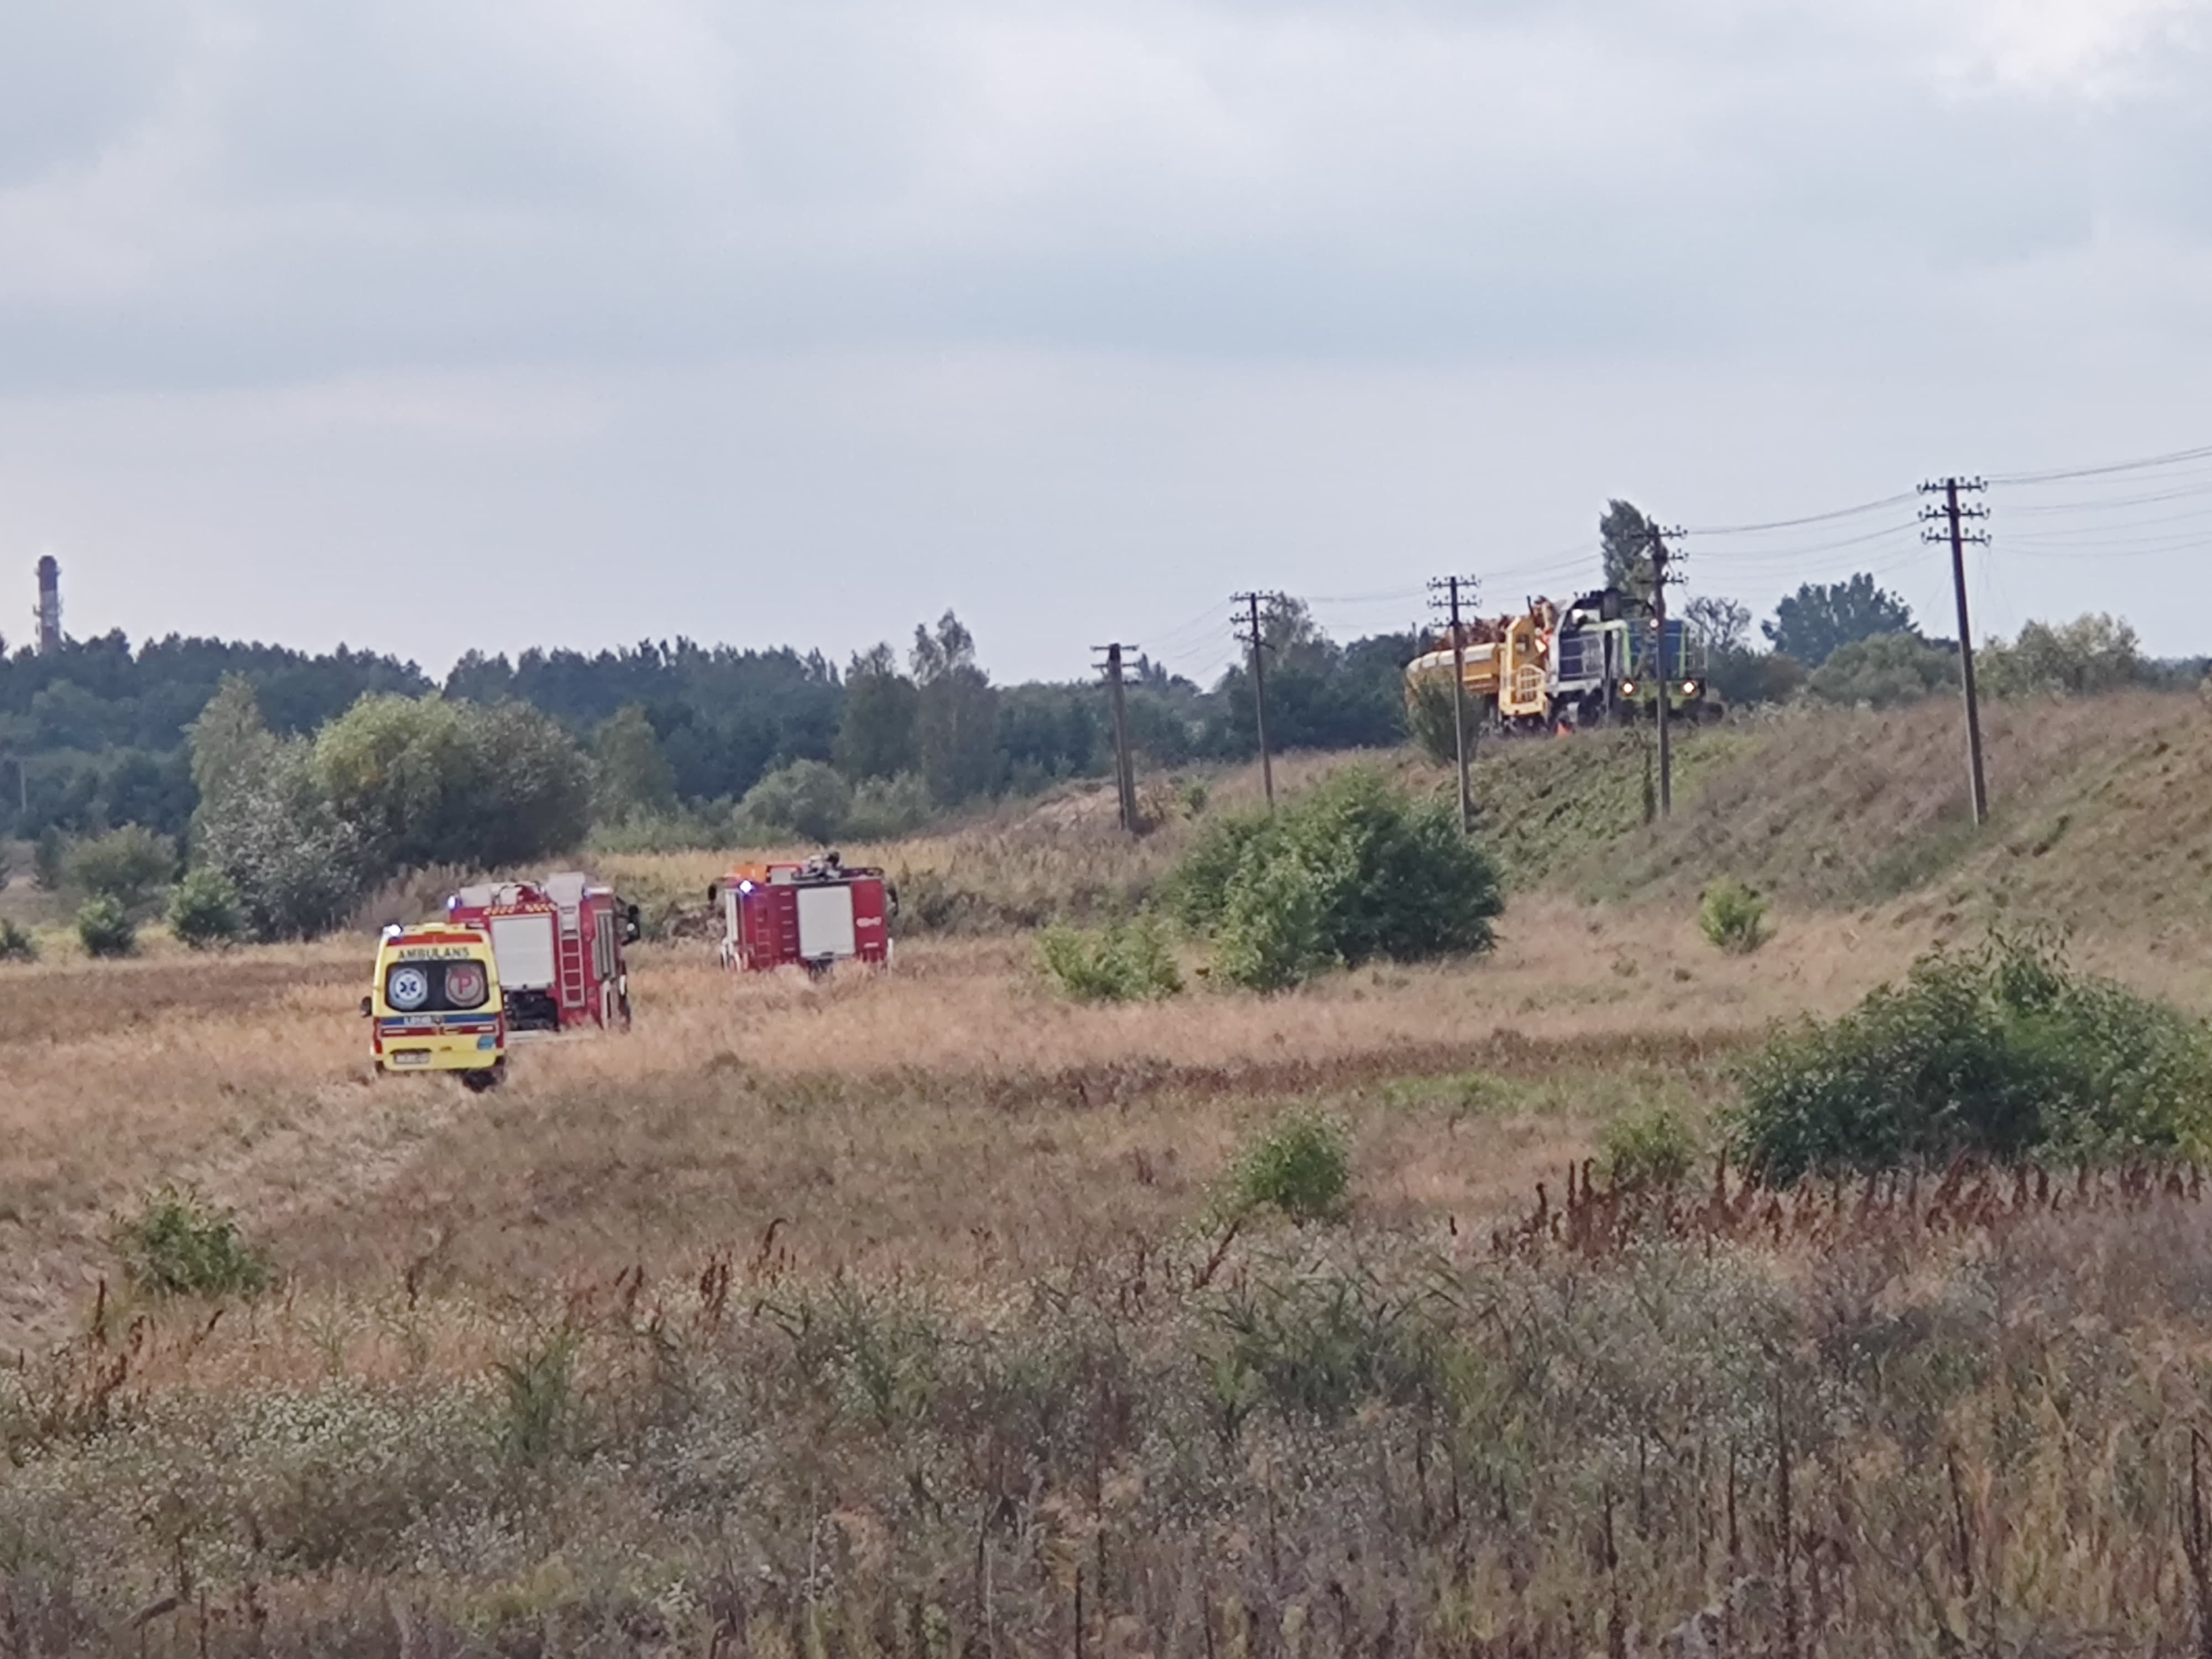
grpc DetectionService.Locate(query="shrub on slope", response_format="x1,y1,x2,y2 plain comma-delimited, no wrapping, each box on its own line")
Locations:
1733,933,2212,1180
1171,769,1503,990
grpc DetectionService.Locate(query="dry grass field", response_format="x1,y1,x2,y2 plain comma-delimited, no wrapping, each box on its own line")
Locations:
0,894,1928,1353
12,701,2212,1653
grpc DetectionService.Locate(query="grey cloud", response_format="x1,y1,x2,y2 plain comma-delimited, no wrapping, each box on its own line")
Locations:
3,0,2211,675
6,0,2205,389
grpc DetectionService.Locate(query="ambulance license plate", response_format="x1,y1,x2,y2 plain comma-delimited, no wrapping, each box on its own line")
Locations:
389,1051,431,1067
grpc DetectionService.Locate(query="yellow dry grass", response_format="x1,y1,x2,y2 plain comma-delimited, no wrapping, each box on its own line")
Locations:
0,890,1939,1353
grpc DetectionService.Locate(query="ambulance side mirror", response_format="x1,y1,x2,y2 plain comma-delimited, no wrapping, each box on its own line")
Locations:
359,995,372,1018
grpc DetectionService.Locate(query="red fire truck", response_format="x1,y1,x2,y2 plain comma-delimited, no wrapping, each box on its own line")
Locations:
447,872,641,1035
714,853,893,974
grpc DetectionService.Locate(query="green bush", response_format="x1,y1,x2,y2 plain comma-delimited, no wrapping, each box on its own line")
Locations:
168,867,247,950
1981,613,2145,698
843,771,935,841
739,760,853,844
111,1185,273,1298
1037,915,1182,1002
0,918,38,963
1600,1105,1701,1188
1698,878,1772,954
1167,810,1278,934
1732,933,2212,1180
67,825,176,917
1804,633,1956,708
1175,769,1504,991
1229,1111,1351,1224
75,895,138,958
1215,852,1332,992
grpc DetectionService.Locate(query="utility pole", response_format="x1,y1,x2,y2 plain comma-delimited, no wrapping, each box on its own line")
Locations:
1231,592,1284,808
1426,575,1480,833
1093,643,1140,833
1645,525,1686,818
1921,476,1991,826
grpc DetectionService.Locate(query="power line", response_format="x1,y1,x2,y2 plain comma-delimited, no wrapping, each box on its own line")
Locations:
1683,492,1919,537
1140,599,1237,655
1990,441,2212,487
1990,503,2212,542
1682,519,1924,565
2005,478,2212,515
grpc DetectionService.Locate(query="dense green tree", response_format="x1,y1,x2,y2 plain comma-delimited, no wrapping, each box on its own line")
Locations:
911,613,1000,805
191,688,374,942
739,760,853,844
592,705,679,823
997,683,1102,784
67,825,177,919
1763,574,1917,668
1980,614,2147,698
311,693,590,872
834,643,919,782
168,867,246,949
451,701,594,867
312,695,478,870
1805,633,1957,708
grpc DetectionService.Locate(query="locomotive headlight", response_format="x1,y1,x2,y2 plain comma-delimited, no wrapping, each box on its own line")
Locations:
1620,679,1636,696
1682,680,1699,696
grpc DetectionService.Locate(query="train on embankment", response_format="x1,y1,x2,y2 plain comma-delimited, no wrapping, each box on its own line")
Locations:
1403,586,1724,733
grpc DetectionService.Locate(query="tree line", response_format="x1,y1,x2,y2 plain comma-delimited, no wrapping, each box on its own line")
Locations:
4,502,2197,942
0,602,1421,853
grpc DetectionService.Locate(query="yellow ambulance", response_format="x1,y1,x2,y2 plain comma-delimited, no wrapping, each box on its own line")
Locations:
363,923,507,1090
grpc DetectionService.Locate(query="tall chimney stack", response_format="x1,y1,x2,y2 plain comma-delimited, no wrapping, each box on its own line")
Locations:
35,555,61,655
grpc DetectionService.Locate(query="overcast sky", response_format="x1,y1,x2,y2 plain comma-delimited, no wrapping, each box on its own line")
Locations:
3,0,2210,682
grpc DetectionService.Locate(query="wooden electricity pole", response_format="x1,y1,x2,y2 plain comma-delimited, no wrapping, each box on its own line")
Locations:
1094,643,1140,833
1232,592,1284,809
1645,526,1684,818
1427,575,1480,833
1921,477,1991,826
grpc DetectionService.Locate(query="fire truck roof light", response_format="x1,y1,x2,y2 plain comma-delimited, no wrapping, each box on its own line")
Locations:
737,879,755,894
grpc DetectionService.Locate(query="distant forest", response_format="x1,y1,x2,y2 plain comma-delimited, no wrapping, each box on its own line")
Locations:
4,525,2186,853
0,600,1415,844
